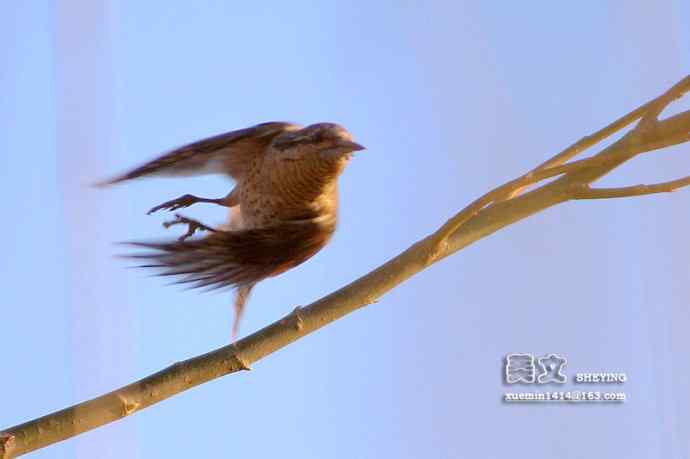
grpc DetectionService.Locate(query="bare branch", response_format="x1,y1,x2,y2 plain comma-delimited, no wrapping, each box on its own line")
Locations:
639,76,690,129
433,77,690,259
2,75,690,458
428,156,602,250
572,176,690,199
501,76,690,200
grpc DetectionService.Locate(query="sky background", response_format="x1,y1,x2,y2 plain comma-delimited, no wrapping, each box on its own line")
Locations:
2,1,690,458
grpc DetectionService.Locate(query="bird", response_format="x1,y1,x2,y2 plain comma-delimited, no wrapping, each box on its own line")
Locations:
99,121,365,338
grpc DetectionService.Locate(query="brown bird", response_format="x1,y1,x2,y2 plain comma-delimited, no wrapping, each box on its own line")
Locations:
100,121,364,338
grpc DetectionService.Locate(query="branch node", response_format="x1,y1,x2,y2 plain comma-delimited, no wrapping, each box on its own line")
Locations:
231,345,252,371
290,306,305,331
638,76,690,130
0,433,15,459
117,395,140,416
279,306,306,331
568,183,590,198
423,236,449,267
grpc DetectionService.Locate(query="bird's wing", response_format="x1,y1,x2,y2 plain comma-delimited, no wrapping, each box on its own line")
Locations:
98,121,301,186
124,219,334,291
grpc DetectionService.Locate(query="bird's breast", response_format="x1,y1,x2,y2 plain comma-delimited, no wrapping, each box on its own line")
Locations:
239,157,340,229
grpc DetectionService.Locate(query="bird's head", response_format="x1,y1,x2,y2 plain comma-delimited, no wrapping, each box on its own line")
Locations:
272,123,365,161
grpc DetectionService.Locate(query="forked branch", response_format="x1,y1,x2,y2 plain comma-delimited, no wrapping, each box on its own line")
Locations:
572,175,690,199
2,76,690,458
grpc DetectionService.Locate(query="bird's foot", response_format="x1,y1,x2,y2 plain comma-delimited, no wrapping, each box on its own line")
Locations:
148,194,202,215
163,213,216,241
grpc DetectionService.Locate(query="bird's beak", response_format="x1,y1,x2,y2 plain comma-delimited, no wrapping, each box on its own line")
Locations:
336,140,366,152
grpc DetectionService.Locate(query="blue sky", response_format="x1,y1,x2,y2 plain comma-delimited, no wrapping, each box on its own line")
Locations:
2,1,690,458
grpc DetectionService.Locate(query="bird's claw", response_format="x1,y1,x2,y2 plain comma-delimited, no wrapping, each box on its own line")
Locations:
148,194,198,215
163,214,215,241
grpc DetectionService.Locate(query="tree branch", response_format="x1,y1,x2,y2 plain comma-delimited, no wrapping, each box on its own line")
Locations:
2,75,690,458
572,175,690,199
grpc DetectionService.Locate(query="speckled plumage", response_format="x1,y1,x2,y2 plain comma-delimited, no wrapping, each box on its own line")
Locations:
102,121,364,338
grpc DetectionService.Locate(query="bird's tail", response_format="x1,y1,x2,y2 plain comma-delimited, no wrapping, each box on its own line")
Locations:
124,219,335,291
232,284,254,339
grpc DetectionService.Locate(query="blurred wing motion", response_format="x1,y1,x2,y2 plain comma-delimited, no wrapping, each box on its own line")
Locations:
126,219,334,291
98,121,300,185
126,219,332,338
